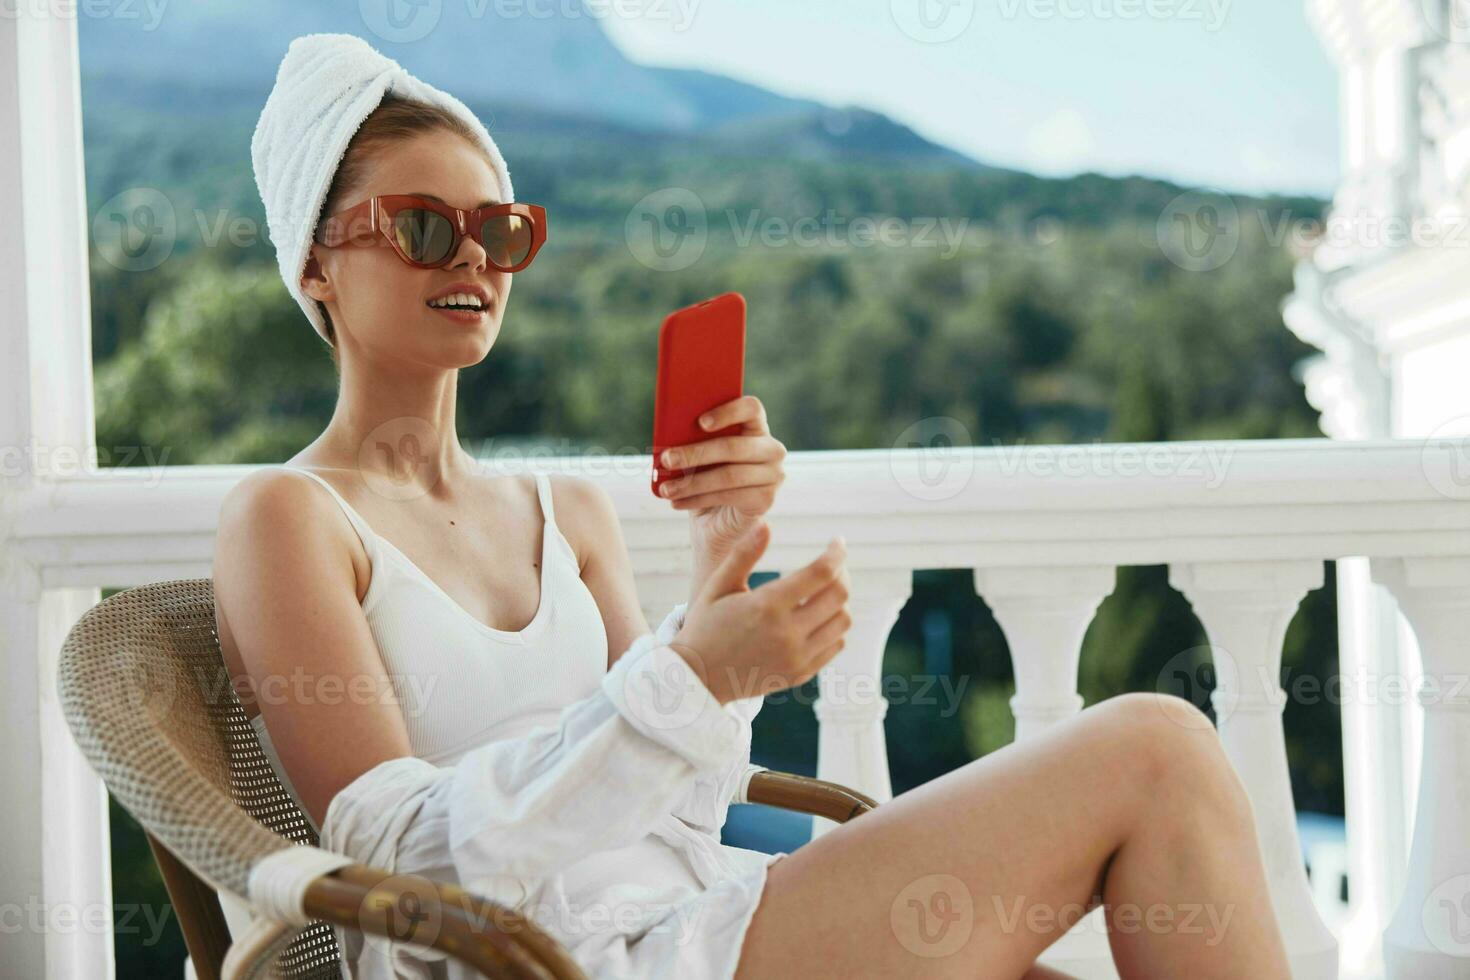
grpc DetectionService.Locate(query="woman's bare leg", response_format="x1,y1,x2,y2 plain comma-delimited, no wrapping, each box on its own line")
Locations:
732,691,1290,980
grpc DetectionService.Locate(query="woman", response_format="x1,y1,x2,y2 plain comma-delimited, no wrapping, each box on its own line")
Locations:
215,32,1290,980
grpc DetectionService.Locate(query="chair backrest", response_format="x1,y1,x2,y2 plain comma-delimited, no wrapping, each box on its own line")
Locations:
57,578,344,979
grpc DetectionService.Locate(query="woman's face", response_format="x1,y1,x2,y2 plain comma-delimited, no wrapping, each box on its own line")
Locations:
302,129,512,368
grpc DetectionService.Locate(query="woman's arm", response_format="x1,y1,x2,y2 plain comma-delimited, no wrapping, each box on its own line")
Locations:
553,474,678,670
545,474,768,837
215,468,418,829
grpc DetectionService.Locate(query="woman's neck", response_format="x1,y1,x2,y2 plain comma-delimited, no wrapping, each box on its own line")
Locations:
307,356,480,498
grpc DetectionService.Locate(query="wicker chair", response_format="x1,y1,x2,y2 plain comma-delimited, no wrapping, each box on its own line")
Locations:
56,578,880,979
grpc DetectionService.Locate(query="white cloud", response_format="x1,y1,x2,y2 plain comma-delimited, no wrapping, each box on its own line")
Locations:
1025,108,1098,173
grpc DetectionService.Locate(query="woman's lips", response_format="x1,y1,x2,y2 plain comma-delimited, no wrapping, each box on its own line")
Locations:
426,304,489,323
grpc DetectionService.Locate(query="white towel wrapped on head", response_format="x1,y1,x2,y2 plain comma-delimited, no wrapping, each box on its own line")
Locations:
250,32,515,346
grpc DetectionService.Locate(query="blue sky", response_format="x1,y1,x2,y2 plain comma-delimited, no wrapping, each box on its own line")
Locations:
603,0,1340,197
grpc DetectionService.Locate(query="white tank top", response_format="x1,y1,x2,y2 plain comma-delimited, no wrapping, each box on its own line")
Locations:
250,464,610,834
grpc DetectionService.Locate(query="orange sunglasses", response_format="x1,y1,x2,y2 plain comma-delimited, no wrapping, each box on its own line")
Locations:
314,194,548,272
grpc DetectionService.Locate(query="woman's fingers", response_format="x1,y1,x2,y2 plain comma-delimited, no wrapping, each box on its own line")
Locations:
803,608,851,654
792,575,849,635
765,538,847,607
796,640,847,684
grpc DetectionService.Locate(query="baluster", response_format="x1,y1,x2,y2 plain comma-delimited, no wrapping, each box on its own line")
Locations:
1370,557,1470,980
1170,561,1338,980
972,565,1116,741
974,564,1116,978
812,567,912,838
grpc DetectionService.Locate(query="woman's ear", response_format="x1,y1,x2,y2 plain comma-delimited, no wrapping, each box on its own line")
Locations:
300,246,334,303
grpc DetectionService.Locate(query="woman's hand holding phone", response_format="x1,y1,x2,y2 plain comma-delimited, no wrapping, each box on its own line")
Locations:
669,520,852,706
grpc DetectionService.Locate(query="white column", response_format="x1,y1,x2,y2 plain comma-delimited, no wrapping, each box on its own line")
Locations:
972,565,1115,742
973,564,1115,979
0,8,109,980
1370,557,1470,980
1170,561,1338,980
812,567,910,838
1335,557,1416,980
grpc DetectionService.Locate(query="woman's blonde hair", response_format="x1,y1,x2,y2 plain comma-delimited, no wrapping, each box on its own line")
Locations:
314,91,495,363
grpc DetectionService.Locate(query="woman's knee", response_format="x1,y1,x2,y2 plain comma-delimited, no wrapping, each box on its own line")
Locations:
1087,692,1246,809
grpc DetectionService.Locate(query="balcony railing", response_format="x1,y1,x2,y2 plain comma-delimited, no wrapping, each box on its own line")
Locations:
7,439,1470,979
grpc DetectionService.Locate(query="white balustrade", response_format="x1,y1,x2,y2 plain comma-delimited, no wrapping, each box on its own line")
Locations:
810,567,912,837
9,442,1470,980
1370,558,1470,980
1172,561,1339,980
973,565,1115,741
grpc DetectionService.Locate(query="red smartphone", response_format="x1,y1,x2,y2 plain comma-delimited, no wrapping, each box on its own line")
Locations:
652,291,747,497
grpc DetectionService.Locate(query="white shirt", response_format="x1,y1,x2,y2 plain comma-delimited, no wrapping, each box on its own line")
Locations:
315,603,783,980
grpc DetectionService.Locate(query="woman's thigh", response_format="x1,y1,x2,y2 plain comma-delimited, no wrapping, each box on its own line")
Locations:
732,691,1211,980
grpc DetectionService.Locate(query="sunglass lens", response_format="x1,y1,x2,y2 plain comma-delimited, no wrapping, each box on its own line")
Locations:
481,214,532,269
392,208,456,265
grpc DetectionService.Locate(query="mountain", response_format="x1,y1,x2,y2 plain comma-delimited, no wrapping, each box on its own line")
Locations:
76,0,985,168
